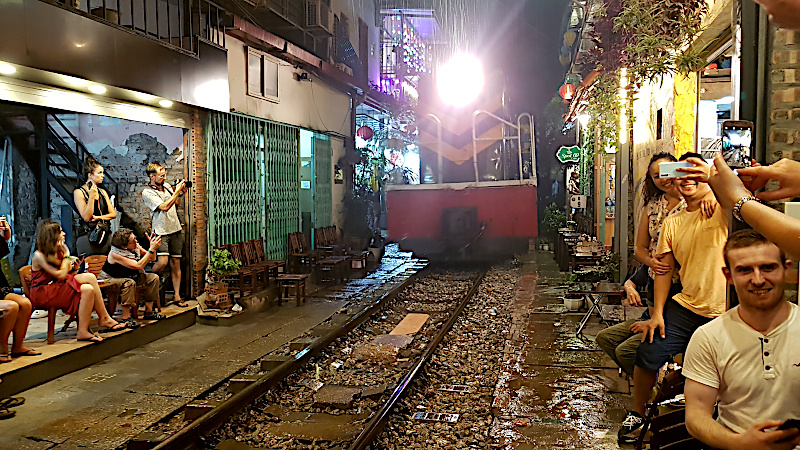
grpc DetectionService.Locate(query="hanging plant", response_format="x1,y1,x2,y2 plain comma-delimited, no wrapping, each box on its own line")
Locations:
585,0,706,85
614,0,707,84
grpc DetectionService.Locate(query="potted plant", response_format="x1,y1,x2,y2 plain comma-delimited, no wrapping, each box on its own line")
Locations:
206,249,242,309
542,204,567,250
563,273,584,311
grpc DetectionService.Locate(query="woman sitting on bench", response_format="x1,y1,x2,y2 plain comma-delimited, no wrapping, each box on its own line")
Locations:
30,219,125,342
0,215,39,360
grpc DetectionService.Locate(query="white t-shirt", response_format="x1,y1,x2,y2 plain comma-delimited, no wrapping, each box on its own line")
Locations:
683,303,800,433
142,183,182,236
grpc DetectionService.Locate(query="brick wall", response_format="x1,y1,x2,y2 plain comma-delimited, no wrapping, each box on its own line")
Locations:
769,29,800,166
190,111,207,296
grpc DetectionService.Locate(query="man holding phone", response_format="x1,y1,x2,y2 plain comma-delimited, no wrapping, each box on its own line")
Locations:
142,162,188,307
684,230,800,449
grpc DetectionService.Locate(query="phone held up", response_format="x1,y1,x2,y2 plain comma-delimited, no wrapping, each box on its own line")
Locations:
777,418,800,431
721,120,753,169
659,161,694,179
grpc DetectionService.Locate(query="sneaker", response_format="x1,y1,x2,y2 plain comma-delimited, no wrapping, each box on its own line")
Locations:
30,310,48,319
618,411,644,444
142,311,166,321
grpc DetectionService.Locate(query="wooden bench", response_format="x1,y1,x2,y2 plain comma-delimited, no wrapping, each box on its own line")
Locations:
85,255,158,318
276,274,309,306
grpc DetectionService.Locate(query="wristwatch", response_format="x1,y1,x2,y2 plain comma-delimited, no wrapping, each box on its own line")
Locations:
733,195,759,222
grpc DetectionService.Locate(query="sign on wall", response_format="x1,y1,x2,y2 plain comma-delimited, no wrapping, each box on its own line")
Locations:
570,195,587,209
556,145,580,163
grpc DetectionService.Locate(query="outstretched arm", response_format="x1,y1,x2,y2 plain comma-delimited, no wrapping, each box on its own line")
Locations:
707,154,800,258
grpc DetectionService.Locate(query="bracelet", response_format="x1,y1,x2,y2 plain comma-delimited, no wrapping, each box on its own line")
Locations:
147,249,155,254
733,195,759,222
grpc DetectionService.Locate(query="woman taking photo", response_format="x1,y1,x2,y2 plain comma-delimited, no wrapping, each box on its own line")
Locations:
30,219,124,342
0,215,38,361
74,156,116,255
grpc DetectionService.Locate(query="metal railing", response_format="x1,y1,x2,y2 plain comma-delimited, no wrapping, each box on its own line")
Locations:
51,0,226,55
46,114,119,204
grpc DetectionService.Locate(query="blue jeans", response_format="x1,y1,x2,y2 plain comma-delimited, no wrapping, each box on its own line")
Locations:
634,299,711,371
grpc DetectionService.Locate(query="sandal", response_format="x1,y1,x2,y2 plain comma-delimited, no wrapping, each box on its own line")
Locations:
174,299,188,308
142,311,166,321
0,354,11,363
77,334,103,343
10,349,42,357
0,409,15,420
98,322,135,332
0,397,24,409
119,318,141,329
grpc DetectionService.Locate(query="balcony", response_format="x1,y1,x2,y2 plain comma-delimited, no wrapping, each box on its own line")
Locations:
46,0,226,55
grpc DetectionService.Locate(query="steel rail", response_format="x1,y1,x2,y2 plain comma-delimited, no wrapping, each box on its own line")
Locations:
347,269,488,450
153,263,427,450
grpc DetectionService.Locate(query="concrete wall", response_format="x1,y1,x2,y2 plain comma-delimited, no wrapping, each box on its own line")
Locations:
332,138,346,229
631,74,677,226
227,38,352,137
63,114,187,233
332,0,381,85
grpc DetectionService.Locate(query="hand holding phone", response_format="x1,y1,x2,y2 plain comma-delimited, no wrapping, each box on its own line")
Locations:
721,120,754,169
778,419,800,431
659,161,693,179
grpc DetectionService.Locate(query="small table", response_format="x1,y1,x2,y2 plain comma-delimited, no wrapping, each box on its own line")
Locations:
315,256,350,284
277,274,309,306
572,252,604,270
573,281,624,336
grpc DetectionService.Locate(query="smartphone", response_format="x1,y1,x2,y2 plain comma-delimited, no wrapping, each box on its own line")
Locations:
721,120,753,169
79,253,87,260
778,419,800,431
659,161,693,179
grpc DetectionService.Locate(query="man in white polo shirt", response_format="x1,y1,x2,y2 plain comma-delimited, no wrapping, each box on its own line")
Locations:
684,230,800,449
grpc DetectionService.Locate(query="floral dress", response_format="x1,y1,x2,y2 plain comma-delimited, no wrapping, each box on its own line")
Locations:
646,195,685,281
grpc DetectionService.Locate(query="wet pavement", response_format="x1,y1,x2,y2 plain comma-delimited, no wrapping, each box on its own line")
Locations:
489,252,631,449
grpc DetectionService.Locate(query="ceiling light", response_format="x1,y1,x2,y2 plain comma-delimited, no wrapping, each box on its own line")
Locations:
158,99,173,108
62,75,86,86
88,85,106,94
0,64,16,75
75,43,85,48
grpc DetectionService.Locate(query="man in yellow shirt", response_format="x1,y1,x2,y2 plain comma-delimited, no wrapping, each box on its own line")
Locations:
619,153,729,444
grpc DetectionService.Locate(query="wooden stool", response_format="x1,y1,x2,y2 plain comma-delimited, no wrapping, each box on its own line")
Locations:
277,274,309,306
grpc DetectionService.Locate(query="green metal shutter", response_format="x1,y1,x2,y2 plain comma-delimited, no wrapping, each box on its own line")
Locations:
207,113,300,260
313,134,333,227
264,121,300,260
207,114,264,248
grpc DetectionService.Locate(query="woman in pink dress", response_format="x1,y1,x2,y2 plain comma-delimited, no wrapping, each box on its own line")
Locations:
30,220,124,342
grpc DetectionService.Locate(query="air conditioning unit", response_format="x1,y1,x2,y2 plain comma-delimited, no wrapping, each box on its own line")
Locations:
335,63,353,76
306,0,333,36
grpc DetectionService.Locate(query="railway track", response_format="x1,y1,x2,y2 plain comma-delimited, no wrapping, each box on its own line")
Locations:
132,265,507,450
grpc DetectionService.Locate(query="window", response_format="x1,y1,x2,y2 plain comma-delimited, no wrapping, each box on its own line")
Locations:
656,108,663,140
247,48,279,101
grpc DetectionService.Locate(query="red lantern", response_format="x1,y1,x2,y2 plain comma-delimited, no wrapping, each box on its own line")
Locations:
356,126,373,140
559,84,576,101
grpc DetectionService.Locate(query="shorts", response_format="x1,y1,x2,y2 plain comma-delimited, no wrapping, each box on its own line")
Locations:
634,299,711,371
157,230,184,258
